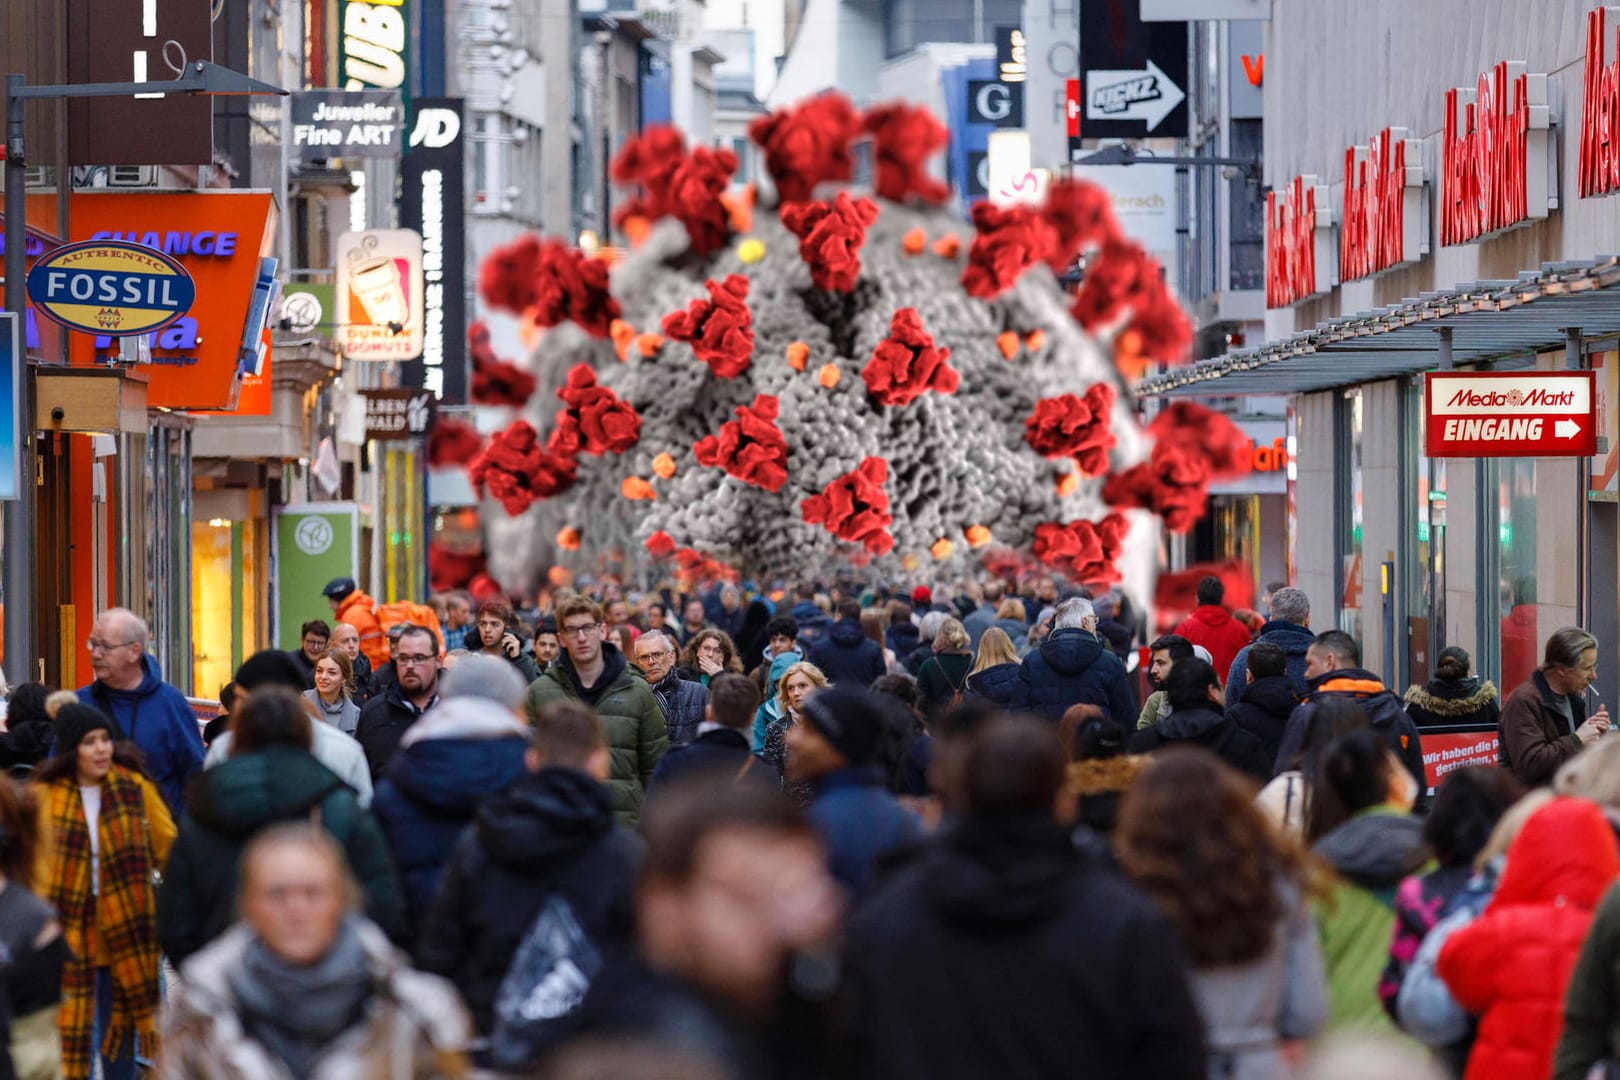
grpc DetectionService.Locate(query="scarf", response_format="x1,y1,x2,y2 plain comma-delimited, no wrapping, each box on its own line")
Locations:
652,670,682,719
227,916,375,1078
40,768,161,1080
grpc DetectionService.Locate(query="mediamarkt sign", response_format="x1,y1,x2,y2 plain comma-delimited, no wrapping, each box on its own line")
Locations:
1265,174,1334,308
1581,5,1620,197
1440,61,1552,245
1341,127,1426,283
1424,371,1596,458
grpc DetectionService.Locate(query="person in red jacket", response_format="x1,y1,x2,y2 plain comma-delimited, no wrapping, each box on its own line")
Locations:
1438,796,1620,1080
1173,577,1254,687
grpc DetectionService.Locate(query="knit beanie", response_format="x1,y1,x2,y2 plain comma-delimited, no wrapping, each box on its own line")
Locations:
801,687,887,767
53,702,116,756
442,653,526,709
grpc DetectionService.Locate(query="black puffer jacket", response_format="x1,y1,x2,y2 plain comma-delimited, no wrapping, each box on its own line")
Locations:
1276,668,1428,807
966,661,1021,707
650,672,710,747
1404,677,1500,730
809,618,886,687
415,767,642,1036
1226,674,1301,766
1126,702,1272,782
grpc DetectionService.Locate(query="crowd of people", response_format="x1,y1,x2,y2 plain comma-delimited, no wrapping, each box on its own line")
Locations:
0,570,1617,1079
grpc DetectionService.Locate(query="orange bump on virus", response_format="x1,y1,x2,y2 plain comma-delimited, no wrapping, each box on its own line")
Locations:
610,319,635,361
900,552,921,572
1025,329,1046,351
635,332,665,357
1056,472,1080,497
652,452,677,479
623,215,652,247
621,476,657,501
547,565,574,587
818,362,841,388
965,524,992,548
556,526,582,550
786,341,810,371
721,183,756,233
902,227,927,255
932,234,961,258
930,538,954,560
997,331,1020,360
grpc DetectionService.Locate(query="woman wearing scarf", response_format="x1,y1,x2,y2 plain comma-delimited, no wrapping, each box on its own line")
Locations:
33,701,174,1080
162,822,468,1079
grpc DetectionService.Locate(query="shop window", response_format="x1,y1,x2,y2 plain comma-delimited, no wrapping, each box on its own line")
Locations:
1498,459,1539,696
1403,383,1445,689
1336,390,1365,646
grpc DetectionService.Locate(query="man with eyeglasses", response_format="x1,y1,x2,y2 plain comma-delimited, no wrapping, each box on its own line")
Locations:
633,629,708,747
525,597,668,825
355,624,443,781
77,606,205,814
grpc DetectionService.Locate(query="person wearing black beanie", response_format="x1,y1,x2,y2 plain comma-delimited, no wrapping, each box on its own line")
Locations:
51,703,117,758
786,687,920,899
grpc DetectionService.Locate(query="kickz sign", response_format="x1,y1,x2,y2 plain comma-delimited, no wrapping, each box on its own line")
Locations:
1425,372,1597,458
1341,127,1427,284
1265,174,1335,308
1440,61,1553,245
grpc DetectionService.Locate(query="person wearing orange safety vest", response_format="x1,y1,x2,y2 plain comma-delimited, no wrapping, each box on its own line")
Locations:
324,577,388,669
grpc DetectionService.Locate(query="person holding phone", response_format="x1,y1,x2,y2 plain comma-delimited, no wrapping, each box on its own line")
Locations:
473,600,539,682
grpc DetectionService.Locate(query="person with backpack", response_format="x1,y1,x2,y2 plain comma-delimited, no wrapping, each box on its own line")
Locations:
324,577,388,670
915,617,973,721
415,699,641,1071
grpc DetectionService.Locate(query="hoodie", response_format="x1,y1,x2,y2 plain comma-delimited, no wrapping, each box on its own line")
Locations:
1127,701,1271,781
809,618,886,688
752,652,802,753
79,653,206,814
1312,808,1431,1030
415,767,642,1037
371,698,530,927
1226,674,1301,766
1225,620,1315,706
1012,627,1137,727
1276,669,1428,808
791,600,832,649
843,813,1207,1080
157,744,406,964
1172,605,1253,690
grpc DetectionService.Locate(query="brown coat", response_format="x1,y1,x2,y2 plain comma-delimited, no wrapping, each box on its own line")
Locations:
1499,669,1585,786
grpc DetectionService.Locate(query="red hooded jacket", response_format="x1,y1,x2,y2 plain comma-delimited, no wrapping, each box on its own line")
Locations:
1438,797,1620,1080
1172,605,1254,685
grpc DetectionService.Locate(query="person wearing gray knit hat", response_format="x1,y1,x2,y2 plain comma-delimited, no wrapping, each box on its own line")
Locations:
439,653,528,713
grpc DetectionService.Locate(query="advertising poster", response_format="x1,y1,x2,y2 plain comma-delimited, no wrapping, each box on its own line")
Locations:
336,229,425,361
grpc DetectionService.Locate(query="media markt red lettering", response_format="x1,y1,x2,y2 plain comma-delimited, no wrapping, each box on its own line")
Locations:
1265,174,1335,308
1581,5,1620,198
1341,127,1427,283
1441,60,1552,244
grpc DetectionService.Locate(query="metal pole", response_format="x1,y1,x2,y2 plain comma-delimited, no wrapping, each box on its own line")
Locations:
4,74,36,684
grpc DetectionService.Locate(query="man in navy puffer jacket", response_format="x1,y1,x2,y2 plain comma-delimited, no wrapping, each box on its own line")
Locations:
371,654,530,930
1012,598,1136,728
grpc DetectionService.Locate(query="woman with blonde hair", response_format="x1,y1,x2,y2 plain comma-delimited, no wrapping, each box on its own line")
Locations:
760,661,829,783
916,618,973,720
679,628,744,687
966,626,1021,707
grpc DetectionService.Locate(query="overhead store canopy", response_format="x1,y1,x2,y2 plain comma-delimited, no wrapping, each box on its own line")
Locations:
1136,256,1620,397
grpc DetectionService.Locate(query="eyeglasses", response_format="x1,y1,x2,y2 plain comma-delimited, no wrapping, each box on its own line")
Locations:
637,649,676,662
562,623,600,639
395,654,438,666
86,638,138,653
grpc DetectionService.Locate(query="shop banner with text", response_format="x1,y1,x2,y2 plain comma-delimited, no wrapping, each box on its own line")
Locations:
1420,726,1501,792
272,503,360,651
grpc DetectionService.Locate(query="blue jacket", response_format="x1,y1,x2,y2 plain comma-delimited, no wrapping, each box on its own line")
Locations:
646,727,771,807
966,661,1022,707
809,618,886,689
806,766,919,900
791,600,833,650
887,620,921,660
371,710,528,928
1011,628,1136,727
79,654,205,814
1225,620,1315,706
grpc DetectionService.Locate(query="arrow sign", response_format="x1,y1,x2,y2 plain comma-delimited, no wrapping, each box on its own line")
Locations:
1085,59,1187,133
1557,417,1583,439
1424,371,1597,458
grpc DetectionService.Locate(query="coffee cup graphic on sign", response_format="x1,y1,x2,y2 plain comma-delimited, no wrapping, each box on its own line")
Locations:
347,241,410,327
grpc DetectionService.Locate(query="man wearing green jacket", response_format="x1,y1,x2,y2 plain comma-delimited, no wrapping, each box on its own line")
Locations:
525,596,668,824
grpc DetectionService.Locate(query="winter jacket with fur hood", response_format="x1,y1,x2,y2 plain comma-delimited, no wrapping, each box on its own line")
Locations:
1403,677,1500,731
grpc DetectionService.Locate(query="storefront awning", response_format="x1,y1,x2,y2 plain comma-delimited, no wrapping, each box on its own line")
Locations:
1136,256,1620,397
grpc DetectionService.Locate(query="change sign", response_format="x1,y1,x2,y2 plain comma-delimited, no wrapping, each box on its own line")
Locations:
1425,371,1596,458
291,91,405,163
26,240,197,337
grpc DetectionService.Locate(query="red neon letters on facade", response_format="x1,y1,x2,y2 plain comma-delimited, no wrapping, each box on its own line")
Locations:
1581,6,1620,198
1265,175,1330,308
1341,128,1423,283
1441,61,1549,244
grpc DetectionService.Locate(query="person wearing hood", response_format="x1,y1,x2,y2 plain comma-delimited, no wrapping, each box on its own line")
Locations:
0,682,59,771
323,576,388,670
1128,659,1271,782
1011,598,1137,728
416,698,641,1062
1064,707,1145,837
164,823,470,1080
524,597,668,826
787,584,831,650
1310,729,1430,1032
1553,840,1620,1079
751,652,804,754
1274,631,1428,810
1173,577,1254,688
1225,587,1315,706
785,688,919,900
1226,642,1302,765
1440,797,1620,1080
808,599,886,689
1404,646,1499,731
747,615,802,696
1498,626,1609,787
842,716,1207,1080
884,600,920,662
76,606,206,815
157,686,405,967
634,629,709,748
965,627,1021,707
370,654,530,932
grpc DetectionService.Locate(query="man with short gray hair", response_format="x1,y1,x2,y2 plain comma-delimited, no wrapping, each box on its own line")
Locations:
1224,586,1315,707
634,628,709,747
77,605,205,813
1012,595,1135,726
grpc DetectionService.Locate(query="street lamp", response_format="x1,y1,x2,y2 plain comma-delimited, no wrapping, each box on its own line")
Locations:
1074,142,1261,183
3,61,287,683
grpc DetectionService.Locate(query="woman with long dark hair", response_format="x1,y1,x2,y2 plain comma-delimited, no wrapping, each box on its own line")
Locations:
679,628,744,687
32,703,174,1080
0,775,69,1080
1117,748,1327,1080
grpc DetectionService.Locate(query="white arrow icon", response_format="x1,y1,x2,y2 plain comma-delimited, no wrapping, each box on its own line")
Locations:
1557,418,1582,439
1085,59,1187,132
